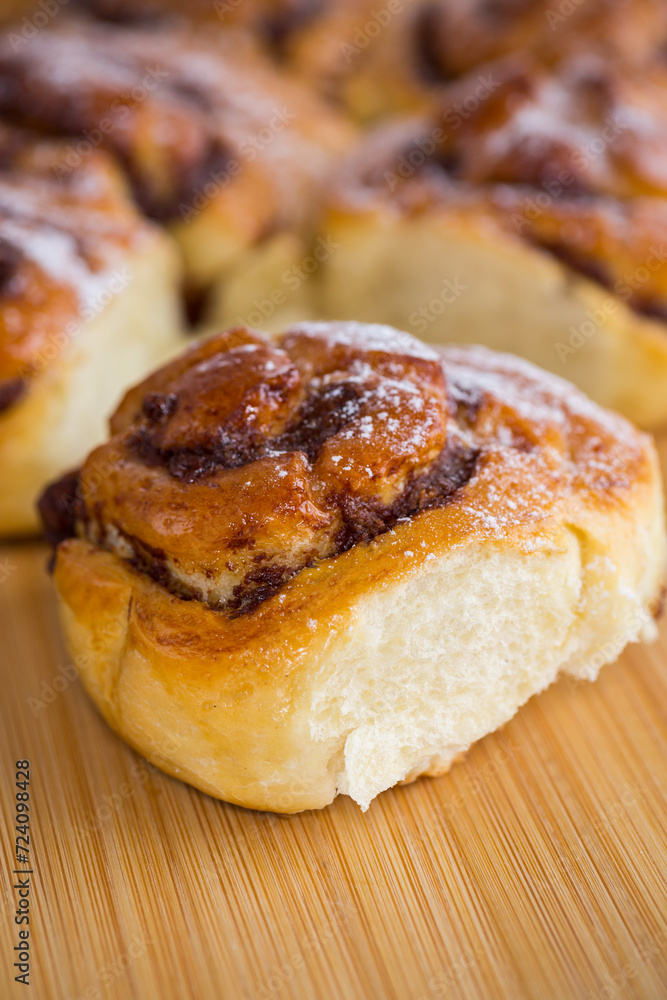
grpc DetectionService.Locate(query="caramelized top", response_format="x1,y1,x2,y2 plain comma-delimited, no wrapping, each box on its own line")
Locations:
0,19,351,223
41,322,478,613
41,321,650,618
0,124,158,410
333,54,667,318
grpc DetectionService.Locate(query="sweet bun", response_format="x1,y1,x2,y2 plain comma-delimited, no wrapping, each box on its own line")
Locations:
315,54,667,429
0,19,354,298
0,126,183,536
41,321,666,812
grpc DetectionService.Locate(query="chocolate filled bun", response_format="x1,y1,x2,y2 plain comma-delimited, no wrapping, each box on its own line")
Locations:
42,322,666,811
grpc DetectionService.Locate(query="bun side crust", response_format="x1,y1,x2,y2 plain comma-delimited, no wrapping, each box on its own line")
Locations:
50,341,666,811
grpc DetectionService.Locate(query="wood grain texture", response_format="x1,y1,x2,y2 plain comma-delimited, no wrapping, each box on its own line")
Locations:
1,439,667,1000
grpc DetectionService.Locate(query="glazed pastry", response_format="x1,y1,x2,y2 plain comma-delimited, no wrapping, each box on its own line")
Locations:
317,54,667,428
41,321,665,812
0,19,354,301
0,126,182,536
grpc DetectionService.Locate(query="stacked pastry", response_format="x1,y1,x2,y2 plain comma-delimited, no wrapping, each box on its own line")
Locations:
2,3,667,453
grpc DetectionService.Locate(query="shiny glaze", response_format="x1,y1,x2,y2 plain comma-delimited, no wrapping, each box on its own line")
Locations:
42,323,650,619
43,323,479,613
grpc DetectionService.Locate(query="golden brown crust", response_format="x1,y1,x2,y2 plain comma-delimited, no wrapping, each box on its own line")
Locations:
48,331,666,810
45,323,653,615
427,55,667,199
45,323,477,612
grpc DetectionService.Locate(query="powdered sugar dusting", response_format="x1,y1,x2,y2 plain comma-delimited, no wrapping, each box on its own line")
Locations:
287,321,441,361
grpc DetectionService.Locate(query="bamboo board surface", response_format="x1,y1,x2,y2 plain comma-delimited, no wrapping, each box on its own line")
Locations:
1,440,667,1000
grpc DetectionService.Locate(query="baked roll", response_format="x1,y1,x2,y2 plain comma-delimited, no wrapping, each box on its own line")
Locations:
0,126,182,536
0,19,353,303
316,54,667,429
41,321,665,812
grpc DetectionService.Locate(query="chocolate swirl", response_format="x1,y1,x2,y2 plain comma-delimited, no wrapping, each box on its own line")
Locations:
0,21,351,224
41,323,478,614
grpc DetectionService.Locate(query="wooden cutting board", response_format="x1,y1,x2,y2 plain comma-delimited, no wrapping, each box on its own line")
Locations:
2,439,667,1000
